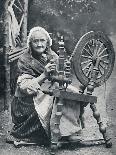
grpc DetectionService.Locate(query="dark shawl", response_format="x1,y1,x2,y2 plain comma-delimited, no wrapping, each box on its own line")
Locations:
17,49,47,77
10,48,55,144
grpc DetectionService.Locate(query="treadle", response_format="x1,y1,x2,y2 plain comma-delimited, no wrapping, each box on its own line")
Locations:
13,140,37,147
50,139,107,155
59,138,105,147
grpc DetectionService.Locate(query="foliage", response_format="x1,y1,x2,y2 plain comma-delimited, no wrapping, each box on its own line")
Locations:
28,0,99,53
0,0,114,53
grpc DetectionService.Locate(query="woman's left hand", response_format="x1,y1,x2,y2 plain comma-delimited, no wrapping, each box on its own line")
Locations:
27,79,40,95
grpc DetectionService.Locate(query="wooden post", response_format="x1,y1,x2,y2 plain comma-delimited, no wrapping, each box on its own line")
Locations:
51,37,65,153
87,58,112,148
3,0,11,110
21,0,28,46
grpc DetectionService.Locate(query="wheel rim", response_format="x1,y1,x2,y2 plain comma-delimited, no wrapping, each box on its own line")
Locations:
73,31,115,87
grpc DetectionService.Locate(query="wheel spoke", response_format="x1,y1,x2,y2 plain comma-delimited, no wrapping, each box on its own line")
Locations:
81,55,92,59
85,63,93,77
97,73,102,79
19,14,24,27
87,43,93,55
17,0,24,12
99,63,105,69
98,48,107,56
97,42,104,55
100,61,108,70
81,59,92,65
83,47,92,57
13,3,23,13
94,40,99,54
100,59,109,64
99,68,103,76
82,62,92,71
99,54,109,59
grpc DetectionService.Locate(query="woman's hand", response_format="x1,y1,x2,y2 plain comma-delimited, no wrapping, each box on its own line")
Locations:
44,62,56,77
27,79,40,95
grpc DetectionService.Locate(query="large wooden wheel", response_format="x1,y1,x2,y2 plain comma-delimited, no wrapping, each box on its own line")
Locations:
73,31,115,87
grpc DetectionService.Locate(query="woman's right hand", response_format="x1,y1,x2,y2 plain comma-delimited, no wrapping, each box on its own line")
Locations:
44,62,56,77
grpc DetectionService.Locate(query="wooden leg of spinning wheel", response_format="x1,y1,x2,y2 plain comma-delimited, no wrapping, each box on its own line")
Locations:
90,103,112,148
51,98,63,154
80,105,85,129
51,142,58,155
79,84,86,94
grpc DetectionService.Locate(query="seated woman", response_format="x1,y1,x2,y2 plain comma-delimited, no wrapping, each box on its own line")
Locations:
7,27,81,145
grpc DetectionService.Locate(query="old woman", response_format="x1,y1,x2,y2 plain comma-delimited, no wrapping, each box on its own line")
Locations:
7,27,81,145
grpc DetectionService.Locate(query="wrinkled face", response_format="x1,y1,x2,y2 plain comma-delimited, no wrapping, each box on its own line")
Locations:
30,31,48,55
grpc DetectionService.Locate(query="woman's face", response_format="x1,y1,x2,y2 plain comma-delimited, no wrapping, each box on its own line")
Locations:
30,31,48,55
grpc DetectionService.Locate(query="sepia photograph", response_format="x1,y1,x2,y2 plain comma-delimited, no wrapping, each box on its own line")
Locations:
0,0,116,155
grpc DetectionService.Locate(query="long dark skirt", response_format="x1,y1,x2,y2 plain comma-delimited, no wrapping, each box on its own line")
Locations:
10,96,49,145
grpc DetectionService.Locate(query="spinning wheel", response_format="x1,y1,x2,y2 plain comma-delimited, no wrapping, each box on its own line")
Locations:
73,31,115,87
8,0,26,47
50,34,114,154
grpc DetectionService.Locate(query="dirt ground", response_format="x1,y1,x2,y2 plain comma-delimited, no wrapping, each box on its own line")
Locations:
0,35,116,155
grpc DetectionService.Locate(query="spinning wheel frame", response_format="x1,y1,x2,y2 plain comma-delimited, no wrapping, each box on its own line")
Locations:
8,0,25,47
73,31,115,87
